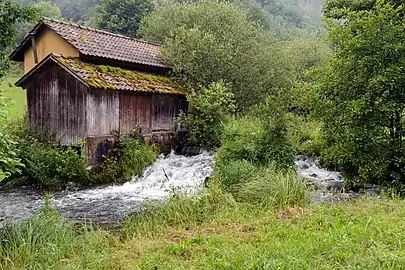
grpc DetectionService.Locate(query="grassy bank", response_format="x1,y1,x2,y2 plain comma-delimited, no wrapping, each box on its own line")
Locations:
1,195,405,269
0,76,25,118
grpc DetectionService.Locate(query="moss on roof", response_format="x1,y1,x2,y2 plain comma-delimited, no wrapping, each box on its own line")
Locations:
56,56,185,95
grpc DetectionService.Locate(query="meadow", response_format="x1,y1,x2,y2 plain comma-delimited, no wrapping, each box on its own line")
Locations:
1,195,404,269
0,77,25,119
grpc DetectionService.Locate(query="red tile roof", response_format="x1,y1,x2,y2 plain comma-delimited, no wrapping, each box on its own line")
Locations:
16,54,185,95
10,18,169,68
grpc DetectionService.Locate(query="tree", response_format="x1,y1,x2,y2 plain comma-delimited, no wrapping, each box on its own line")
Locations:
312,0,405,185
0,0,37,78
0,0,36,181
139,0,293,110
54,0,101,23
14,1,62,43
92,0,155,37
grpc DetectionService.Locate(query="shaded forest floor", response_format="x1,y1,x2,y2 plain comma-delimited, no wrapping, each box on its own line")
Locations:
1,197,405,269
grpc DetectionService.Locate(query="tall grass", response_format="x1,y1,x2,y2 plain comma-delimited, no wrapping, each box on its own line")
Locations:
0,77,26,119
123,185,237,239
235,163,308,208
0,204,118,270
2,196,405,269
0,205,77,268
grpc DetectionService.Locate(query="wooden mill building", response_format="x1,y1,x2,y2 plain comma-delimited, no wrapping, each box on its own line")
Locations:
10,18,187,163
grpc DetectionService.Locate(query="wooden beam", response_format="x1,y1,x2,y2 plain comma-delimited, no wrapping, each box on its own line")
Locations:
31,34,38,64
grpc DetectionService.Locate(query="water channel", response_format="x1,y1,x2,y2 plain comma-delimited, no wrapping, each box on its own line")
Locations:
0,152,373,229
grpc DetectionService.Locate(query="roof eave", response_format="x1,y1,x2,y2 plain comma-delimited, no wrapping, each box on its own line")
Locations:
79,52,172,70
9,21,46,62
15,54,91,89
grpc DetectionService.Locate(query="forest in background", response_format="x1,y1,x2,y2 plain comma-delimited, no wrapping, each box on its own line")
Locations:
11,0,323,38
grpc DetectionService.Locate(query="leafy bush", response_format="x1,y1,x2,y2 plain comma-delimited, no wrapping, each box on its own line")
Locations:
213,97,306,207
5,118,157,188
15,135,89,188
306,1,405,186
217,98,294,169
179,81,235,149
287,113,325,157
0,90,23,182
90,135,158,184
216,116,265,165
0,131,23,182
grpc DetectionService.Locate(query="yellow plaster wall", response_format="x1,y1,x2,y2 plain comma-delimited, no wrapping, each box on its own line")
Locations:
24,28,79,73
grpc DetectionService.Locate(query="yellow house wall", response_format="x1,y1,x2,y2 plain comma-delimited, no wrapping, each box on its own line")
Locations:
24,28,79,73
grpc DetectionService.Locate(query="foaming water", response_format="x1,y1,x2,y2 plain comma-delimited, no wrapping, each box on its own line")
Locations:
0,151,214,228
0,152,380,228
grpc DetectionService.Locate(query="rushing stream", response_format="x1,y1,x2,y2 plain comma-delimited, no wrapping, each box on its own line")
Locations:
0,151,214,228
0,152,374,229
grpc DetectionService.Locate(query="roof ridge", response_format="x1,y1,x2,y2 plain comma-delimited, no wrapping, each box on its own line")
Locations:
41,17,162,47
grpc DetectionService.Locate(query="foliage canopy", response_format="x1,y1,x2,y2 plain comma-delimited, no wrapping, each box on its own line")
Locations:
139,0,294,110
311,0,405,184
92,0,155,37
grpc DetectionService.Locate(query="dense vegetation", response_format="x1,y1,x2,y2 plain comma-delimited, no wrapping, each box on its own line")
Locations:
2,0,404,192
2,0,405,268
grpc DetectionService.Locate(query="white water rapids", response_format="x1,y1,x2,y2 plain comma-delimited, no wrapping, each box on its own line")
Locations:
0,151,214,228
0,152,373,228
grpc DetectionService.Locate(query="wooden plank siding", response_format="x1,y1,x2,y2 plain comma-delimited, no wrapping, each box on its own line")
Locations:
152,95,187,132
26,62,87,145
119,93,188,135
25,62,187,150
86,88,119,137
119,92,152,135
119,93,153,135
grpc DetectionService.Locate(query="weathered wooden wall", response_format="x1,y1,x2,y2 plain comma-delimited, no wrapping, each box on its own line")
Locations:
86,88,120,136
119,92,187,135
119,92,152,135
26,62,87,145
152,95,187,132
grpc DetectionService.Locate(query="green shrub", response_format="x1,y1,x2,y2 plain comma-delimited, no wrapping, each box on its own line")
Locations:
90,135,158,184
180,81,236,149
0,90,23,182
4,117,158,187
119,135,158,179
287,113,325,157
14,136,89,189
216,116,265,165
2,117,88,188
217,109,294,169
214,97,305,207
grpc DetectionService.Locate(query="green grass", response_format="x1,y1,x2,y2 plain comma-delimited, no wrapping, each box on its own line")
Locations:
1,195,405,269
0,76,26,118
